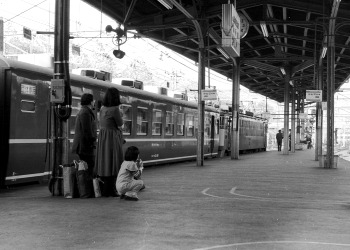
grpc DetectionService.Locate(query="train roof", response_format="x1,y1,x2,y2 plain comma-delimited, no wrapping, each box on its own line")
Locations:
0,56,218,113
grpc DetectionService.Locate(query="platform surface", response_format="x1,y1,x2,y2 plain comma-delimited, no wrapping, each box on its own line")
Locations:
1,150,350,250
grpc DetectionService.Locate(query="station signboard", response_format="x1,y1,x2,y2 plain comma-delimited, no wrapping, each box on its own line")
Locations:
201,89,217,101
306,90,322,102
222,4,240,57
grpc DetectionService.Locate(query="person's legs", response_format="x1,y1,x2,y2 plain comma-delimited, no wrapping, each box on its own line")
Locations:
122,179,144,200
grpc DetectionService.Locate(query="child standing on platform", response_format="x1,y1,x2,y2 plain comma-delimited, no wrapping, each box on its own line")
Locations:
116,146,145,201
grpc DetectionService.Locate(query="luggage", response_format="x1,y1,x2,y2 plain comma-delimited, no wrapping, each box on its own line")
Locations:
62,162,79,198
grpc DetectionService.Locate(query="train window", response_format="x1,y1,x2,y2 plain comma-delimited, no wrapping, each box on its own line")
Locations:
71,97,81,116
152,110,162,135
166,112,174,135
137,107,148,135
20,100,35,113
186,114,194,137
194,115,198,136
177,113,184,135
121,105,132,135
205,116,210,136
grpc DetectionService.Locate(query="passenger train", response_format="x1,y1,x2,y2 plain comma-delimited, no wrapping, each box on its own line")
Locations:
0,56,267,186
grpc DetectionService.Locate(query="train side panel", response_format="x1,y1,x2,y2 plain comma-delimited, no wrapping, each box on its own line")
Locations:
6,70,51,184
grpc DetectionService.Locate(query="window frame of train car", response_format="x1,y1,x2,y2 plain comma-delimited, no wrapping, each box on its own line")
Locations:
136,106,148,136
165,111,174,136
186,114,194,137
176,112,185,136
121,104,132,136
152,109,162,136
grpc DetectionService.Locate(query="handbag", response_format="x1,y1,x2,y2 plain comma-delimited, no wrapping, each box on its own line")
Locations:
93,178,102,198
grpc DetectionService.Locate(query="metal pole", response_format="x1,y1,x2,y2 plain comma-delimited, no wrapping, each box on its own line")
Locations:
291,89,296,152
326,30,335,168
197,47,205,166
316,64,323,162
296,94,301,145
51,0,70,179
231,59,240,159
283,71,290,155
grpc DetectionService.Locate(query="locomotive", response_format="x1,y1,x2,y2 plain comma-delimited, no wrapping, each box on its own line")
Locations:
0,56,267,186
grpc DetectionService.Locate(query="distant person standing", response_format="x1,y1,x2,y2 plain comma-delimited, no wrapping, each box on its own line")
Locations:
95,87,124,197
276,130,283,151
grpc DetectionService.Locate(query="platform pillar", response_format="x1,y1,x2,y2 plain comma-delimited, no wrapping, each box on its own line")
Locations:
231,59,240,160
283,71,290,155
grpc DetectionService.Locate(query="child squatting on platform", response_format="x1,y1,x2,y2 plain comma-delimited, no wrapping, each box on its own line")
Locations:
116,146,145,201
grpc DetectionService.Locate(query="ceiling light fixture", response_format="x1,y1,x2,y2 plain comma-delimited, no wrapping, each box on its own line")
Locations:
260,21,269,37
157,0,173,9
217,47,230,59
280,67,286,75
321,46,327,58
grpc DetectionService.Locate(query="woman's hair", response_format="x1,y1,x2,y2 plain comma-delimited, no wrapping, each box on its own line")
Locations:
124,146,140,161
102,87,121,107
80,93,94,106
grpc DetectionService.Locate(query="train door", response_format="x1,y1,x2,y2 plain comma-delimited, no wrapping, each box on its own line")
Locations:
210,115,215,154
0,68,11,186
7,76,50,184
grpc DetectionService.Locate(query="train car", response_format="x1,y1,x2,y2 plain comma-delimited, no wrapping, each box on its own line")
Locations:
219,108,267,155
0,56,220,186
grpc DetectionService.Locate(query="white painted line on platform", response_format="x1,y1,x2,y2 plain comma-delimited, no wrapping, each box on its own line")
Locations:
201,188,225,199
230,187,274,201
193,241,350,250
202,187,349,205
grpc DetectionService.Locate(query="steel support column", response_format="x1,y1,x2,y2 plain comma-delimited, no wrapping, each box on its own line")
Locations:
326,30,335,168
316,64,323,163
291,89,296,152
296,94,301,145
196,47,205,166
51,0,71,182
283,72,290,155
231,59,240,160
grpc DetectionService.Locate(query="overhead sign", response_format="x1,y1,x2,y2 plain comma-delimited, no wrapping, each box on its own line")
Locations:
222,4,240,57
202,89,217,101
306,90,322,102
23,27,32,40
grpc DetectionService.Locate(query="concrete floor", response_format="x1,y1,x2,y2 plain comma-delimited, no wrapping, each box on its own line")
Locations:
1,150,350,250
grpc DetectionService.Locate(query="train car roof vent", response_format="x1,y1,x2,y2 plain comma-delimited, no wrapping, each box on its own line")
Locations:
245,111,254,116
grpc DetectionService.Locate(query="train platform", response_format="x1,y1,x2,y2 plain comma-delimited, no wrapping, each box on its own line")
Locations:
1,149,350,250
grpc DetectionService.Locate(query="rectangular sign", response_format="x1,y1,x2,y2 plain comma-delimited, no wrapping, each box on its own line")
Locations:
306,90,322,102
222,4,240,57
202,89,217,101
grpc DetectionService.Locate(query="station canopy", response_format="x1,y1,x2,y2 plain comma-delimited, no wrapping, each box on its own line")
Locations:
83,0,350,103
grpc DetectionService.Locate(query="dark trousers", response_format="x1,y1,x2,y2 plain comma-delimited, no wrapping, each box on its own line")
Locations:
277,141,282,151
99,176,118,197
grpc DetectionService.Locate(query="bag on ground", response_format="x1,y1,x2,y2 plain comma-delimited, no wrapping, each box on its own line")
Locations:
62,163,79,198
76,169,93,198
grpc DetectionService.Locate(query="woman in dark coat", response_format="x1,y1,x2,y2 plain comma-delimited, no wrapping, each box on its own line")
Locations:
72,93,97,177
95,87,124,197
